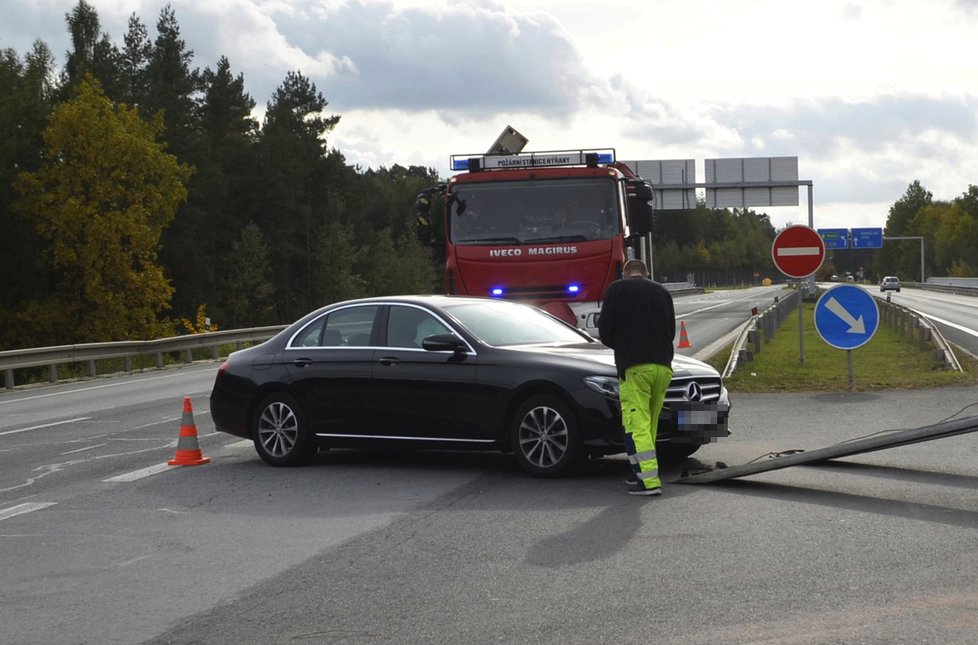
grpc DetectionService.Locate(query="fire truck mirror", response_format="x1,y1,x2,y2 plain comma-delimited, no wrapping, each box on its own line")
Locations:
632,183,653,201
627,197,655,236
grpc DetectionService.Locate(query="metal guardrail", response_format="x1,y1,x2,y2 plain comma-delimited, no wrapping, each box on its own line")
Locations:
909,281,978,297
0,326,286,390
722,288,800,378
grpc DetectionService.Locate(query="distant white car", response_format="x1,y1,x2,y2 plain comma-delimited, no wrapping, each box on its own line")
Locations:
880,276,901,292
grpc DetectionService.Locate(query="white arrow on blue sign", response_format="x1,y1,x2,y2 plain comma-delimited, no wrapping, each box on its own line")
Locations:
813,284,880,350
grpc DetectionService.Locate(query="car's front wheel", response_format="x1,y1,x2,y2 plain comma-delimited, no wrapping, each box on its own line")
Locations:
251,392,316,466
511,394,582,477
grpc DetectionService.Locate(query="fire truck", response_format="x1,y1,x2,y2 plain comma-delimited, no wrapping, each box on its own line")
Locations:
415,140,655,337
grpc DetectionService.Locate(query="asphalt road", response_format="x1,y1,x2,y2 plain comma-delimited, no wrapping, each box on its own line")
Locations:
3,287,977,645
5,377,977,644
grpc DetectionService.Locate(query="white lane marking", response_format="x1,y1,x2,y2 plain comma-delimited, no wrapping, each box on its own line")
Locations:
910,309,978,339
777,246,821,256
0,417,91,437
103,462,173,483
117,555,151,567
0,502,57,521
60,443,107,455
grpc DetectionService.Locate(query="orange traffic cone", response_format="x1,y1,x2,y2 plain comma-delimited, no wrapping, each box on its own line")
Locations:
678,321,692,349
168,396,211,466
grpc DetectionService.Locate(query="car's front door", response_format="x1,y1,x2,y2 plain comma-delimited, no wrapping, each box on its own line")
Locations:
371,304,491,443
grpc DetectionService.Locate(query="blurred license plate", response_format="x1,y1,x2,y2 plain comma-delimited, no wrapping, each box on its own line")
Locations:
670,402,729,442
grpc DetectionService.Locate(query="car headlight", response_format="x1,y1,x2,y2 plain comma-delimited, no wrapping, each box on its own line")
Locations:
584,375,619,399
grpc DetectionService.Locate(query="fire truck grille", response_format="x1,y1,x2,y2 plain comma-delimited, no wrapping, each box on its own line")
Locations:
496,286,577,300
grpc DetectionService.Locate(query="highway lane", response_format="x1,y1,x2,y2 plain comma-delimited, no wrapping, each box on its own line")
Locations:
878,286,978,357
673,284,788,361
2,293,978,644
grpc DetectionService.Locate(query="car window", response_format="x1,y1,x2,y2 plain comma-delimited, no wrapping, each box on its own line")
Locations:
290,305,380,348
445,301,587,346
293,318,325,347
386,306,452,349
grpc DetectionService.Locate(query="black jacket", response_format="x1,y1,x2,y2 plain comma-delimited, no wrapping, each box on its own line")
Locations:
598,276,676,378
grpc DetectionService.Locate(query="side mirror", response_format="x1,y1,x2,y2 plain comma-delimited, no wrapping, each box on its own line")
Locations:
625,181,655,236
421,333,467,353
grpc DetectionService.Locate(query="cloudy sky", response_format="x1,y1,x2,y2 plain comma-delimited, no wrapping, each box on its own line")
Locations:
4,0,978,230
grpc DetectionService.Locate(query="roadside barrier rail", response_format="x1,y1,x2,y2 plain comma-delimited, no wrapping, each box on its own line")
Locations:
1,326,285,390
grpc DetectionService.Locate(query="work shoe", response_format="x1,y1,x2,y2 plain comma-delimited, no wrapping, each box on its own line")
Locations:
624,471,639,485
627,483,662,496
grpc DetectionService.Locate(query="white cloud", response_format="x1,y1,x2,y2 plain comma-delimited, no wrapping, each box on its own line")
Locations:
3,0,978,231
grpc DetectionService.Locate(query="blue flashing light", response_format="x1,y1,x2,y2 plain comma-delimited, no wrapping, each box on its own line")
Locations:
567,284,581,295
451,158,470,171
596,153,614,164
490,287,505,297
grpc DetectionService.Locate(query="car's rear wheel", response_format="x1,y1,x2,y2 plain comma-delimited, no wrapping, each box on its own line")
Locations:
511,394,582,477
251,392,316,466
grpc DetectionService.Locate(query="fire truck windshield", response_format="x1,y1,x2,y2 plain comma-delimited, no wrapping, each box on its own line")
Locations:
449,177,620,245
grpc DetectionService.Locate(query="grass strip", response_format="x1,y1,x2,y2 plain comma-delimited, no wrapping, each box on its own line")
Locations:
707,301,978,392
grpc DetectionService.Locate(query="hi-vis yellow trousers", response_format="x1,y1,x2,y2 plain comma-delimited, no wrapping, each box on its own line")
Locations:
620,363,673,490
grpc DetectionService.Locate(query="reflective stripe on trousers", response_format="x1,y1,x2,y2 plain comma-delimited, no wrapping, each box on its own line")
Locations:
620,363,673,489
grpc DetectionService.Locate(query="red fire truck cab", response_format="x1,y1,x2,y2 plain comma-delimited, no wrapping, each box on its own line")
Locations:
416,148,654,336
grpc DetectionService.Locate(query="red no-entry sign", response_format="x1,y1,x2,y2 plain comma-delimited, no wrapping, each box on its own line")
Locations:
772,225,825,278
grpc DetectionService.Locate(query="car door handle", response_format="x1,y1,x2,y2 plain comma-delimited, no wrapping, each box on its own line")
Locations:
378,356,400,367
292,358,312,368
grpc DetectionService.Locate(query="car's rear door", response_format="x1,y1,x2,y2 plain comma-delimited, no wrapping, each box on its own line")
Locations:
284,303,381,436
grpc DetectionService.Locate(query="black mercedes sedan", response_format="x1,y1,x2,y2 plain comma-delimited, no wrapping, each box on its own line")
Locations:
210,295,730,477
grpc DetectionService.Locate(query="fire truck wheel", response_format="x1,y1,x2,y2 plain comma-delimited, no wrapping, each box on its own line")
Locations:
511,394,582,477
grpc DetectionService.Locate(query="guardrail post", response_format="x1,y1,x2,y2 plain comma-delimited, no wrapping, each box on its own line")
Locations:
183,349,193,364
48,364,58,383
87,360,97,378
4,369,13,390
748,330,761,355
124,356,131,373
156,352,164,369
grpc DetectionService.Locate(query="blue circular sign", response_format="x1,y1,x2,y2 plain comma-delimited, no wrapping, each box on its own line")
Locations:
813,285,880,350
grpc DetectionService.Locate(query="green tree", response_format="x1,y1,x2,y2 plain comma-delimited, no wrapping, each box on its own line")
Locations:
255,70,341,319
119,13,152,107
12,76,192,346
357,228,438,296
877,180,933,279
61,1,122,100
0,42,58,338
308,220,365,307
215,223,275,327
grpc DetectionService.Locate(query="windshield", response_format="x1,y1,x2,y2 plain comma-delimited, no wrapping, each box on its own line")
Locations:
449,177,621,245
444,300,590,346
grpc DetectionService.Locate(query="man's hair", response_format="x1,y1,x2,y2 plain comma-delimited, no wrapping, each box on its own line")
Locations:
622,259,649,277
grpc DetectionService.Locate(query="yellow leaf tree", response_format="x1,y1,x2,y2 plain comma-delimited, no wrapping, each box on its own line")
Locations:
14,75,193,344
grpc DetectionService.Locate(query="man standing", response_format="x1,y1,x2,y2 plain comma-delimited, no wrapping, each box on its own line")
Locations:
598,259,675,496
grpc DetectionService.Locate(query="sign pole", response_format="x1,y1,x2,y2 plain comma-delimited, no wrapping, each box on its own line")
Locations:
797,281,804,363
771,225,825,364
847,349,854,388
